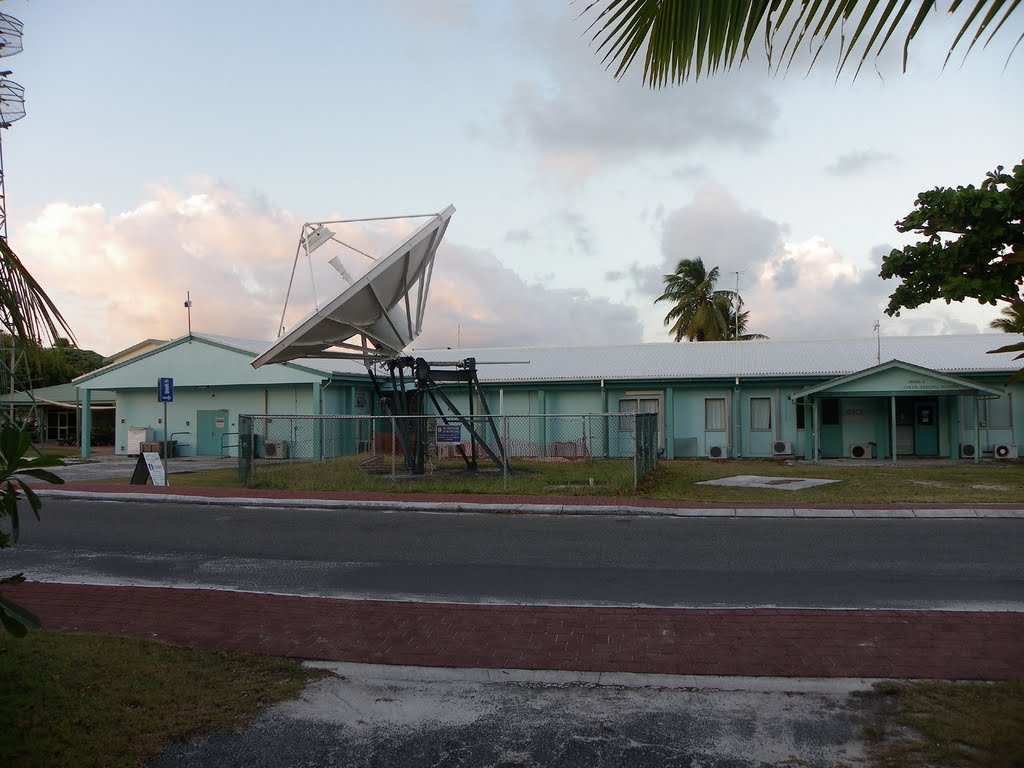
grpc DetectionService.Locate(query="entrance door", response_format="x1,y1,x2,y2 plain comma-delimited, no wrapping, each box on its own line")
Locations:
197,409,229,455
913,402,939,456
819,398,843,457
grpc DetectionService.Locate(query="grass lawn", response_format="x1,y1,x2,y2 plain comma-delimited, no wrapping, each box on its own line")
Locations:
160,456,1024,504
0,630,326,768
866,681,1024,767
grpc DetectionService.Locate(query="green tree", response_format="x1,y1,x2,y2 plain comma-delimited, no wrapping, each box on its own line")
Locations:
656,257,737,341
880,160,1024,379
581,0,1023,87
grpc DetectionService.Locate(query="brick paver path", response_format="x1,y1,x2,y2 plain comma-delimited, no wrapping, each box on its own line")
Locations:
8,582,1022,680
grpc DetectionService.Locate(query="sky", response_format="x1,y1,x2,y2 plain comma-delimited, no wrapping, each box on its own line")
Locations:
4,0,1023,357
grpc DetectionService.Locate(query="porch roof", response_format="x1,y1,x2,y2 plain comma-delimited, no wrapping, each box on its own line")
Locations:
790,360,1006,401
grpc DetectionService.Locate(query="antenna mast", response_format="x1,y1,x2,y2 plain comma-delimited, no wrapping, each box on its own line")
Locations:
0,12,30,421
732,271,743,340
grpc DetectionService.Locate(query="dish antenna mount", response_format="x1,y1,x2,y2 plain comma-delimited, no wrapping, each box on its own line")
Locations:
253,205,510,475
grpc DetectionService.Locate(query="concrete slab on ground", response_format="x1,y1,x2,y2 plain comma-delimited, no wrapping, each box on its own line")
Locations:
698,474,840,490
150,662,880,768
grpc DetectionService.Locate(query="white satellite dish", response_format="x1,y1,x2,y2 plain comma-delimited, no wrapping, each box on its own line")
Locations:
252,205,455,368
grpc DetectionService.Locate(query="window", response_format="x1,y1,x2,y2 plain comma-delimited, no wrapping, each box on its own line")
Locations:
983,395,1012,429
750,397,771,431
618,398,637,430
795,398,805,430
705,398,726,431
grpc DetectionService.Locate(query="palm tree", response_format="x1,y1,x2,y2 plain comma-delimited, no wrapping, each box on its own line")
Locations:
656,257,736,341
724,299,769,340
581,1,1023,87
989,300,1024,333
0,236,75,424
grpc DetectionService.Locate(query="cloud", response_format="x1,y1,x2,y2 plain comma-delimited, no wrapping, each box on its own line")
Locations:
415,244,643,349
390,0,473,27
643,185,998,340
825,150,895,176
504,6,780,182
504,228,533,244
20,182,642,355
657,183,786,285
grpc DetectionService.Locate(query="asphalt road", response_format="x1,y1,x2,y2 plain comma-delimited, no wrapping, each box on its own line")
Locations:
7,498,1023,610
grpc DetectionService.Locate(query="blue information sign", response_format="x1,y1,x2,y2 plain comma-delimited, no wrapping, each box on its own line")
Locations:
436,424,461,443
158,377,174,403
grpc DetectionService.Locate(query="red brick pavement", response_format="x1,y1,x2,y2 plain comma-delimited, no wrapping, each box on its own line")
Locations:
7,582,1023,680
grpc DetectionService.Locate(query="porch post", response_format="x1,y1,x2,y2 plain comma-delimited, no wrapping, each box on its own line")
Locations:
812,398,820,463
890,396,897,466
80,389,92,459
975,394,981,464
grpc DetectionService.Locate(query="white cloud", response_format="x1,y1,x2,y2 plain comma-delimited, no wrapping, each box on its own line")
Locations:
504,6,780,183
19,182,642,355
643,185,1002,341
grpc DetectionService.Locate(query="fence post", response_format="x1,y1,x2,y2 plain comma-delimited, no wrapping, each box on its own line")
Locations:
390,414,397,479
502,414,509,488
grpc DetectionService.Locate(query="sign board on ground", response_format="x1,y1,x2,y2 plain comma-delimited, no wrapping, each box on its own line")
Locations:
436,425,462,443
130,451,168,486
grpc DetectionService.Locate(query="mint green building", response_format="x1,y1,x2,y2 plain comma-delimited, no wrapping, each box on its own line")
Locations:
74,332,1021,462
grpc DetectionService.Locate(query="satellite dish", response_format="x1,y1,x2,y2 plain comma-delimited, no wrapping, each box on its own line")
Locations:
252,205,455,368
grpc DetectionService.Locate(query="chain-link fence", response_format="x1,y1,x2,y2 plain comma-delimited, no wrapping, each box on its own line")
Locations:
239,412,658,493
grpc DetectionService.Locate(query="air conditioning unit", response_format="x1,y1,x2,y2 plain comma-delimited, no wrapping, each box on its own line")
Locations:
960,443,977,459
849,443,874,459
707,444,728,459
263,441,289,459
994,444,1019,460
772,440,793,456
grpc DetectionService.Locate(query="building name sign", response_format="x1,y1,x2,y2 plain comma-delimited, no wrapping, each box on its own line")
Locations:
900,378,961,391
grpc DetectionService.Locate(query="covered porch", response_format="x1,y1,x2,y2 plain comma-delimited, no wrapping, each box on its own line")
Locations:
792,360,1010,463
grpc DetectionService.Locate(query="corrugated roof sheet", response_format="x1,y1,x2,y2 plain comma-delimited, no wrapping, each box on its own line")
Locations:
200,332,1021,384
409,334,1021,383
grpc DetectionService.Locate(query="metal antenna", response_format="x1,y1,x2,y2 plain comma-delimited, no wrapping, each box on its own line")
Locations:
0,12,31,418
731,271,743,340
184,292,193,337
873,320,881,364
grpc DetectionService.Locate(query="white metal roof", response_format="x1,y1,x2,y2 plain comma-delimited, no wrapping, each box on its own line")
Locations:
409,334,1021,383
178,332,1022,385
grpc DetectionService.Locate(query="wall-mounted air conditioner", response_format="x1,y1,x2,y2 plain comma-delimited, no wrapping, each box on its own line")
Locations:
849,443,874,459
707,444,728,459
772,441,793,456
264,441,289,459
960,443,977,459
994,444,1019,460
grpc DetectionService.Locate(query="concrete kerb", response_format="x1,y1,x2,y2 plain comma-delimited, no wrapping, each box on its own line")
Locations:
33,489,1024,519
305,661,883,695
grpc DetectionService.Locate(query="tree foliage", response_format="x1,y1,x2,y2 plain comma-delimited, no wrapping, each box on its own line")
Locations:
0,425,64,636
881,160,1024,380
880,161,1023,313
581,0,1024,87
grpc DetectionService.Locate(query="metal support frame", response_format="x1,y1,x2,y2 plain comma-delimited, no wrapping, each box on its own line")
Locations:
366,355,509,475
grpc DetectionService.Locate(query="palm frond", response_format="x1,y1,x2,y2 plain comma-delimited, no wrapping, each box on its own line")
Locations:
0,238,75,349
581,0,1021,85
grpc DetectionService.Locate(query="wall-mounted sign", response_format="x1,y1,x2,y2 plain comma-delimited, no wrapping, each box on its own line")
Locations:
436,425,462,443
